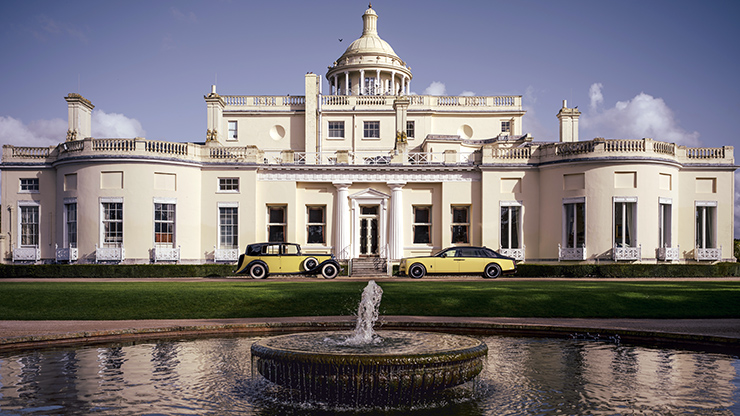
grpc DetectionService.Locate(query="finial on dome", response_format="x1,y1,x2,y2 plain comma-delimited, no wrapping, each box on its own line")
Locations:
368,3,372,8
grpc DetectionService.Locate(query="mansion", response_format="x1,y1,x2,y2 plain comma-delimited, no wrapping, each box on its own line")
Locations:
1,5,736,266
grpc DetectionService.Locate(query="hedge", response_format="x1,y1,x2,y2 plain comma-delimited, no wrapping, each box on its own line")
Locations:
2,262,737,279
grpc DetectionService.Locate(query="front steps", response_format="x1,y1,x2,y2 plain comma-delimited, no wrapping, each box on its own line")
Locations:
350,257,388,277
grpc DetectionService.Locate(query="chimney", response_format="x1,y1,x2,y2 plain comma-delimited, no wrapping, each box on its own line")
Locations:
64,93,94,141
557,99,581,142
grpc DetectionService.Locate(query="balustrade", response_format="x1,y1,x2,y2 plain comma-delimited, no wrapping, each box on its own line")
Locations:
604,139,645,152
695,246,721,261
687,147,724,159
145,140,188,156
613,245,641,261
92,138,135,152
657,246,679,261
10,146,50,158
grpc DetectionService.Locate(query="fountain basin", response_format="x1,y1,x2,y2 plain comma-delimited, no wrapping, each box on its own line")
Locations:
251,330,487,404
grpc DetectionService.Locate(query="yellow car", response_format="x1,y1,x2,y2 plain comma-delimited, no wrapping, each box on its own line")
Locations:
235,242,340,279
399,246,516,279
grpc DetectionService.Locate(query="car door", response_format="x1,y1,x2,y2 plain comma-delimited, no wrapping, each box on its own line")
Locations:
278,243,303,272
455,247,485,273
435,248,461,273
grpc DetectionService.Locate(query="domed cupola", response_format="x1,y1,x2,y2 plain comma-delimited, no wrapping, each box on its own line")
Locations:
326,4,412,96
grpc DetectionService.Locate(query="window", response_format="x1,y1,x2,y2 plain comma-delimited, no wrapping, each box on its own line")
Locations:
363,121,380,138
500,203,521,249
501,121,511,133
413,206,431,244
451,206,469,244
268,206,286,242
102,202,123,248
219,206,238,249
659,198,672,248
65,202,77,249
328,121,345,138
364,77,377,95
227,121,237,140
218,178,239,192
307,206,325,244
154,203,176,247
614,197,637,247
19,205,39,247
19,178,39,193
695,202,717,249
563,200,585,248
406,121,415,138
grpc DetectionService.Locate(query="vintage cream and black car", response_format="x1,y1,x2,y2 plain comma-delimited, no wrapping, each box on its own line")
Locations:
399,246,516,279
235,243,340,279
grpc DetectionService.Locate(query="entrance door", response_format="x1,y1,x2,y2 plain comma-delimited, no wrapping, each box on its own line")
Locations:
359,205,379,256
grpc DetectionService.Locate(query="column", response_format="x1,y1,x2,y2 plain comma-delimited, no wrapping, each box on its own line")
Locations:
344,71,349,96
333,74,338,95
333,182,352,259
376,69,381,95
387,182,406,260
360,70,365,95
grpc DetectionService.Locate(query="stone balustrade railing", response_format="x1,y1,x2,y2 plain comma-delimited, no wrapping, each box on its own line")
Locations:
2,137,733,168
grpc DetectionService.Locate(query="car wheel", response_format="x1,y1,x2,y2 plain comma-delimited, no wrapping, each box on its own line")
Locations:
408,263,426,279
249,263,268,279
321,263,339,279
302,257,319,271
484,263,502,279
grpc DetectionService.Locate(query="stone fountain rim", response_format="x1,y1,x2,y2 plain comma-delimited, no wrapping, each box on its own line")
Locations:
250,329,488,366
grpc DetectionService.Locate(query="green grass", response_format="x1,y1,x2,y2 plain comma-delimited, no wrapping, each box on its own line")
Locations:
1,280,739,320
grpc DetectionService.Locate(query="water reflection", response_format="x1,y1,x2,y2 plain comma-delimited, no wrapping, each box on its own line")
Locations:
0,335,737,415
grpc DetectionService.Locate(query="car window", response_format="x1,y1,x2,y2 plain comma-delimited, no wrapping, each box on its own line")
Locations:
264,245,281,255
459,248,478,257
247,245,262,256
283,244,300,255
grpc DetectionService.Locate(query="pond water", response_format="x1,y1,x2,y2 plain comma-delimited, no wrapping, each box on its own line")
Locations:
0,334,738,415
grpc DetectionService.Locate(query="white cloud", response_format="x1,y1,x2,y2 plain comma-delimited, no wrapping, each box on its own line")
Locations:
460,90,476,96
0,116,66,149
589,82,604,110
582,86,700,146
92,110,145,138
424,81,446,96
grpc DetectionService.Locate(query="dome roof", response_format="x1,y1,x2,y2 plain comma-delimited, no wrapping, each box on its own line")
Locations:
338,4,400,61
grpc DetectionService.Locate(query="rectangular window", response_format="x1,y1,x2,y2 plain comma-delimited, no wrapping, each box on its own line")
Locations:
413,206,431,244
19,178,39,193
20,205,39,247
65,203,77,249
614,198,637,247
154,203,176,247
268,206,286,243
406,121,415,138
364,77,377,95
228,121,238,140
695,202,717,249
218,177,239,192
501,121,511,133
563,201,585,248
659,199,672,248
451,206,469,244
363,121,380,138
219,206,238,249
102,202,123,248
328,121,345,138
306,206,325,244
500,204,521,249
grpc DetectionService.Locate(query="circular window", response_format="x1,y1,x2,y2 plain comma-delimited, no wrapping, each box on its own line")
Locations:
269,125,286,141
458,124,473,140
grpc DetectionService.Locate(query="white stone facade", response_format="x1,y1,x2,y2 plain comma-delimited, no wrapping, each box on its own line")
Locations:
0,5,736,265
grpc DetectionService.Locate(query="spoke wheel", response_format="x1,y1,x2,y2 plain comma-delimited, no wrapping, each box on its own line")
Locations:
408,263,426,279
483,263,502,279
250,263,268,279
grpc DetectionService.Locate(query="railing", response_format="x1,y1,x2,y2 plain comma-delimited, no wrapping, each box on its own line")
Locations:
214,246,239,262
687,147,724,159
12,246,40,262
95,245,125,263
653,141,675,155
494,147,531,159
154,246,181,262
604,139,645,152
209,146,251,159
7,146,50,158
657,246,679,261
555,141,595,156
353,151,392,165
319,94,522,110
92,138,136,152
695,246,721,261
613,245,641,261
145,140,188,156
55,244,78,263
559,244,586,261
500,246,525,261
222,95,305,107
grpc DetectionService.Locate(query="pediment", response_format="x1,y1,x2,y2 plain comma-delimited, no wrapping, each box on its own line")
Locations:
349,188,389,200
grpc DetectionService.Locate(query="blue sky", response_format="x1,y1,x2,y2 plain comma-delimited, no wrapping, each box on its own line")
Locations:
1,0,738,237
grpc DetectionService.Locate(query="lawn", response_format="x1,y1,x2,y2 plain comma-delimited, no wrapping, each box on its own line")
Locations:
0,280,738,320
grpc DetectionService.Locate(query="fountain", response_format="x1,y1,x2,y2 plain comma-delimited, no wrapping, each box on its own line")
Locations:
250,281,488,405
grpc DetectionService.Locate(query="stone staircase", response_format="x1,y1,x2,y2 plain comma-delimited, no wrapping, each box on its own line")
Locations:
350,257,388,277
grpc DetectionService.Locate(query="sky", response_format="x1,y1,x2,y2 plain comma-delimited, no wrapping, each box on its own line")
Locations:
0,0,738,237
